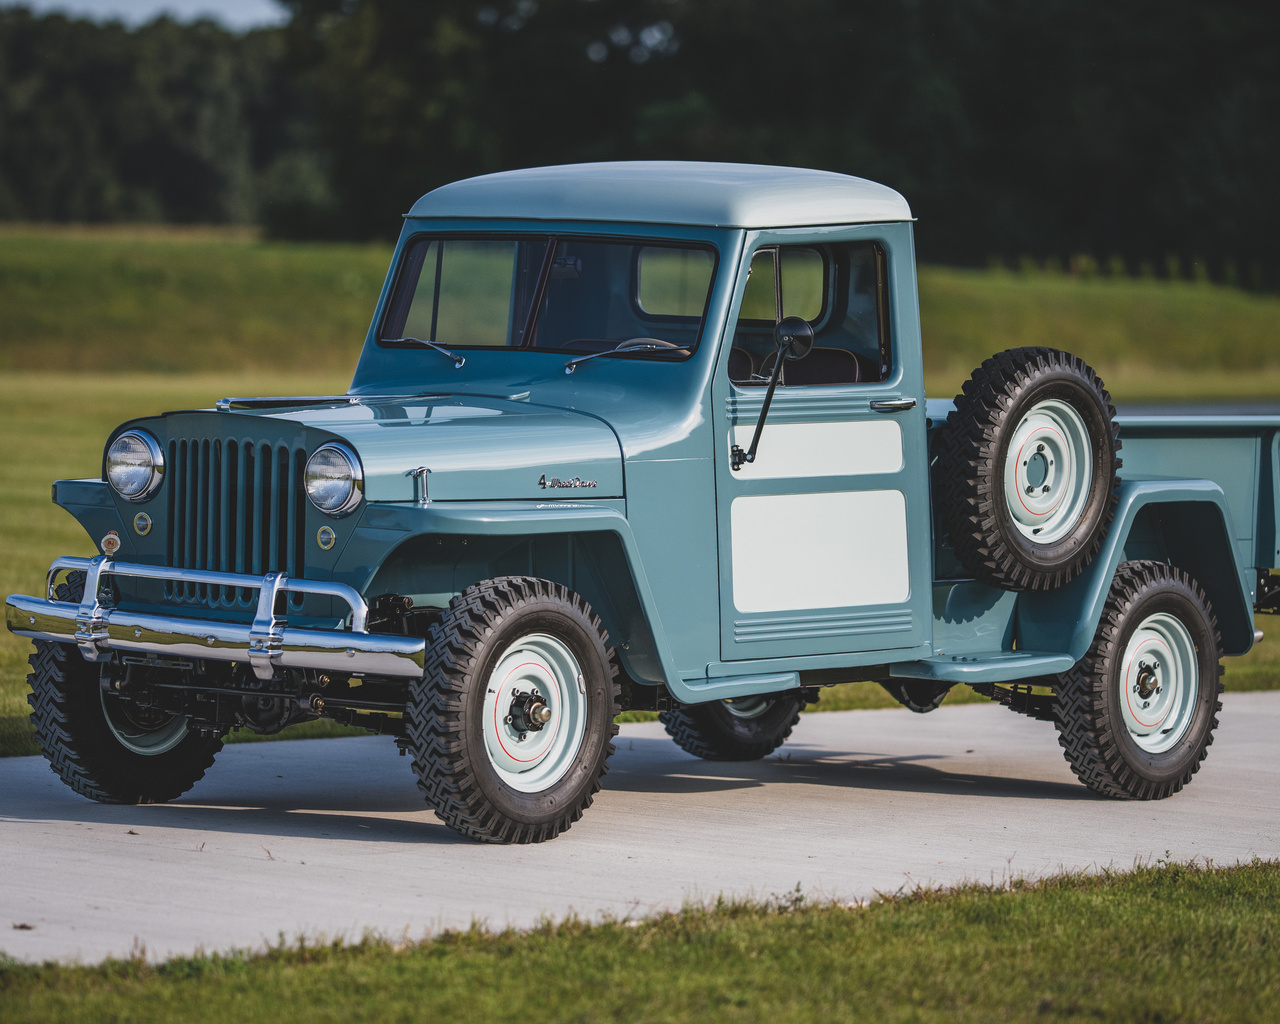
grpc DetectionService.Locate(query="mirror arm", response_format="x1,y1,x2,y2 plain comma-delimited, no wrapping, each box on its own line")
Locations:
731,355,786,471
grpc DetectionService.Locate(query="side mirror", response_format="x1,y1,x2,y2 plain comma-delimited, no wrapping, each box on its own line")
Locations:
775,316,814,361
731,317,814,472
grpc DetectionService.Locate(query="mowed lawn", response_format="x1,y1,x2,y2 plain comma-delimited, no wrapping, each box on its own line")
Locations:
1,226,1279,757
4,861,1279,1023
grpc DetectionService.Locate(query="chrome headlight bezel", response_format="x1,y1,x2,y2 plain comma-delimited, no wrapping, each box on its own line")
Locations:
304,442,364,518
105,430,165,503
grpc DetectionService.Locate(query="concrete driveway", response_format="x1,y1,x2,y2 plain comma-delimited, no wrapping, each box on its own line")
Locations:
2,692,1277,964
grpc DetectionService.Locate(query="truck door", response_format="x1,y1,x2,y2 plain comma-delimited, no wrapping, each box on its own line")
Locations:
713,229,933,662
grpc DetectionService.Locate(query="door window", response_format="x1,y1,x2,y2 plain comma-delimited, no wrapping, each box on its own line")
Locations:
729,241,890,387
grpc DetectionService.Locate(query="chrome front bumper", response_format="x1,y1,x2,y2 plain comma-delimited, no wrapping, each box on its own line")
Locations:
5,556,425,680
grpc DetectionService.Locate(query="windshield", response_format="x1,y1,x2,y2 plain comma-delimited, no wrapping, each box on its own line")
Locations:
379,236,717,359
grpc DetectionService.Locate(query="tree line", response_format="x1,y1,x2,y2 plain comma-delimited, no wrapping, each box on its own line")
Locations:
1,0,1277,283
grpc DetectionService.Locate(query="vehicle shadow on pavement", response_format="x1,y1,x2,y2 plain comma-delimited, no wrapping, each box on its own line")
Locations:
3,799,479,845
604,735,1090,801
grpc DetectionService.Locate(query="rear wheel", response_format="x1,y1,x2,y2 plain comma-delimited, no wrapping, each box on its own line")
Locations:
1055,561,1223,799
406,577,620,843
661,693,804,761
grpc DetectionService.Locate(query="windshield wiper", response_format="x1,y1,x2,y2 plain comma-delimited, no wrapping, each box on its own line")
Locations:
564,341,691,375
384,337,466,368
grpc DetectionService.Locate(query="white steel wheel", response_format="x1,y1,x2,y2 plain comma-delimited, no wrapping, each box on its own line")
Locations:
1117,612,1200,754
100,690,191,755
481,633,588,793
406,576,620,844
1002,398,1093,545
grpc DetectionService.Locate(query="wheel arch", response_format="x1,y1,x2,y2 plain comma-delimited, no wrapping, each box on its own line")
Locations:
344,504,675,687
1018,479,1256,660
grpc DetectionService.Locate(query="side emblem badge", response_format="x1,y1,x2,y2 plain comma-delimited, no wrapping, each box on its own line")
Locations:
133,512,152,536
316,526,336,551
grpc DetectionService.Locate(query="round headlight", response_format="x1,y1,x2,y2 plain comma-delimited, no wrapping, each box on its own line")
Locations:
106,431,165,502
305,443,363,517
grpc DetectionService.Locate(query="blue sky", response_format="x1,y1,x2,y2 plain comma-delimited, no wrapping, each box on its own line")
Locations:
2,0,286,29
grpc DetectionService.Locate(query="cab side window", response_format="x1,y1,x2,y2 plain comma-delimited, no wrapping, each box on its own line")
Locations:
729,241,890,387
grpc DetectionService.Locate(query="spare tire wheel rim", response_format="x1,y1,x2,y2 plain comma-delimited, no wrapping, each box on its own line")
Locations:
482,632,588,793
1002,398,1093,545
1118,611,1200,754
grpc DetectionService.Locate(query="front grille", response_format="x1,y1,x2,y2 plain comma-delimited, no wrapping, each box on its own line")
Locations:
165,437,307,608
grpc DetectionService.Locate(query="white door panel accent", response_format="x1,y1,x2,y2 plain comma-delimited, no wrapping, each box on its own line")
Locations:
731,420,902,479
730,490,910,612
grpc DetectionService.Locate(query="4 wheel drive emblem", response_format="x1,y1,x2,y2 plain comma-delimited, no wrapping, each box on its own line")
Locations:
133,512,152,536
316,526,336,550
539,474,597,489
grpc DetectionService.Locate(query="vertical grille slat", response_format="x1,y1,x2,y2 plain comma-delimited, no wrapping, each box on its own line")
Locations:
163,434,308,609
268,446,282,574
183,439,197,598
251,444,266,578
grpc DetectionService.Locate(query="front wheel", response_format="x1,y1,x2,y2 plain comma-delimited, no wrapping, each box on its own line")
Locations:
1055,561,1223,799
660,693,804,761
406,577,620,843
26,571,222,804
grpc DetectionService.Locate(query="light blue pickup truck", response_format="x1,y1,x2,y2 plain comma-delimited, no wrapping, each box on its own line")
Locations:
8,163,1279,843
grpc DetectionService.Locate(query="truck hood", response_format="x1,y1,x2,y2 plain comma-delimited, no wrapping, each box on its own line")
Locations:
221,394,624,502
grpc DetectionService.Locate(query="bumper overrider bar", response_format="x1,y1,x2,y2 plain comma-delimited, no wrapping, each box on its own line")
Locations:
5,556,426,681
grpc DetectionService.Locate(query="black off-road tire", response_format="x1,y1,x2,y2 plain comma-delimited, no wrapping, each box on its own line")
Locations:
26,574,222,804
660,693,804,761
934,347,1121,591
1055,561,1223,800
405,576,621,844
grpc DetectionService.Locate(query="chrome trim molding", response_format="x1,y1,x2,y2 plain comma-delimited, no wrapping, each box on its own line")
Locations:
6,556,424,680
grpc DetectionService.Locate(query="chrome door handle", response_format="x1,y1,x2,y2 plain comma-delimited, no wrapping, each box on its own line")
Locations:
869,398,917,412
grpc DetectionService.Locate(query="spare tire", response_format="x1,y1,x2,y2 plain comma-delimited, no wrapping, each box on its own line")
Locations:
935,347,1121,591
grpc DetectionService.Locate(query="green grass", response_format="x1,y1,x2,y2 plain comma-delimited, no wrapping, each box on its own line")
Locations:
917,264,1280,401
1,227,1279,756
0,224,389,375
3,861,1278,1022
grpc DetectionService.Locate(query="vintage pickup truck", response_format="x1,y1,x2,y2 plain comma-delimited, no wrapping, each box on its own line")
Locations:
7,162,1279,843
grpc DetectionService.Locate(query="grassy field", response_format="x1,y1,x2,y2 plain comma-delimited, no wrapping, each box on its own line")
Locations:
1,227,1279,757
3,860,1278,1022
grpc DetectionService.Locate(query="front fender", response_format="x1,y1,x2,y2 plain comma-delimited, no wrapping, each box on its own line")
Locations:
332,500,689,695
1018,479,1256,659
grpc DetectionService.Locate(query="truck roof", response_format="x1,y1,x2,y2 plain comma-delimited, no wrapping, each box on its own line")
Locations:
406,161,913,229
